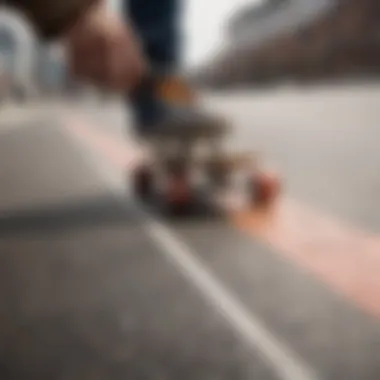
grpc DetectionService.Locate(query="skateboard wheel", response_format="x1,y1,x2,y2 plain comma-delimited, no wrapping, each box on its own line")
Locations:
165,176,192,214
132,165,154,199
249,170,281,207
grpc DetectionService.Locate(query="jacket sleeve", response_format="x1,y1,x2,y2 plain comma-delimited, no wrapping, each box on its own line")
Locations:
3,0,100,40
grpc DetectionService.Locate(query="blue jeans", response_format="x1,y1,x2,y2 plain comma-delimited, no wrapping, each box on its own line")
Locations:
123,0,181,130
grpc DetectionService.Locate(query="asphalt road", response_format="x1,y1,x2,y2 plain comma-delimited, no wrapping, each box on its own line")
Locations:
1,84,380,380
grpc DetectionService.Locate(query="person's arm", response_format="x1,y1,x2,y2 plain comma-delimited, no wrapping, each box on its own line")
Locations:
4,0,100,39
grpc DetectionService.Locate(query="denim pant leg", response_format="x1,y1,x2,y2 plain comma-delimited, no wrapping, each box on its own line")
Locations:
124,0,181,130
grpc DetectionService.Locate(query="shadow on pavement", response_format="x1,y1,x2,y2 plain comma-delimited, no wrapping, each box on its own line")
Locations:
0,194,137,236
146,192,225,224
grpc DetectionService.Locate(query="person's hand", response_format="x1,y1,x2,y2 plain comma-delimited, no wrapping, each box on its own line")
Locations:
64,2,147,91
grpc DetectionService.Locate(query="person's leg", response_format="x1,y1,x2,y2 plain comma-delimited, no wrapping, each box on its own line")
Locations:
127,0,181,71
124,0,225,138
124,0,180,131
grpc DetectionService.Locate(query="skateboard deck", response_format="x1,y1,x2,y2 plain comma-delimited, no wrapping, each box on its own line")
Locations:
141,112,230,141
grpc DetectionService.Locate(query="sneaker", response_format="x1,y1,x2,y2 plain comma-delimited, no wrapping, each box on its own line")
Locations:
130,74,228,140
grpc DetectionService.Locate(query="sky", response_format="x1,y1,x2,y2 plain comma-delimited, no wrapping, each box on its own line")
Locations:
109,0,260,68
182,0,259,67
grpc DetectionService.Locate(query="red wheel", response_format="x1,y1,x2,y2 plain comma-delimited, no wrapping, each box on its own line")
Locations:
165,175,193,214
249,170,281,207
132,165,154,200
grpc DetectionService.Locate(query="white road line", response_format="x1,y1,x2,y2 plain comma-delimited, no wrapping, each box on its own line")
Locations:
139,210,319,380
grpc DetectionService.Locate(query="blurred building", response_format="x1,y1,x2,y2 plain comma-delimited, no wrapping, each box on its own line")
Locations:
197,0,380,87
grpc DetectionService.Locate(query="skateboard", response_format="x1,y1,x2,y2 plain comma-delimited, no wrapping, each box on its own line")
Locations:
130,118,281,215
